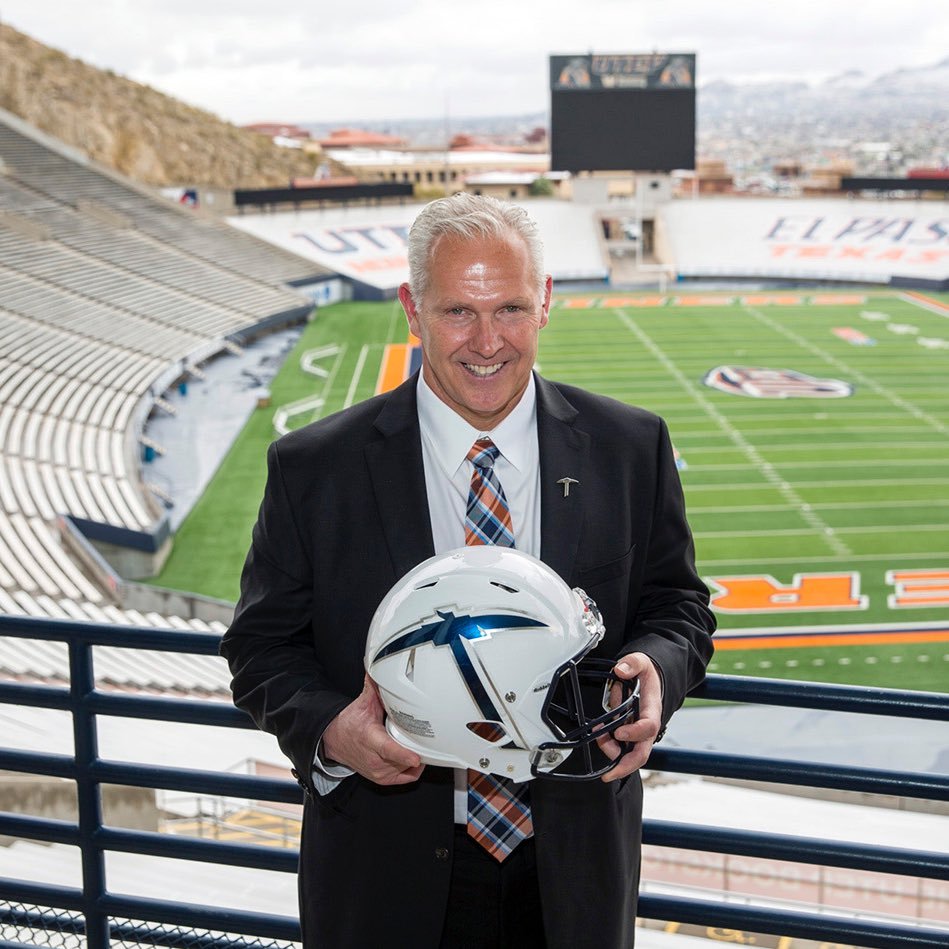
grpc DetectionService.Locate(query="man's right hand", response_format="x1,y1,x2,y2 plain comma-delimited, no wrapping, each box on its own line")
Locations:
321,674,425,785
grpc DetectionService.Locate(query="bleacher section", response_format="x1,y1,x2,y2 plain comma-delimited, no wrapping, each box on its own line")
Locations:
0,109,331,684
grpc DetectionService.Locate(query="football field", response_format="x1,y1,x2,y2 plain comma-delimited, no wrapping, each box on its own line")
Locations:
152,289,949,691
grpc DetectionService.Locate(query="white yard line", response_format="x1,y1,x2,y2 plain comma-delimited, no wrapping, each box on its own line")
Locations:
616,310,852,557
691,498,949,514
898,291,949,320
678,441,948,454
343,344,370,409
386,300,407,343
694,522,949,540
677,424,941,437
347,300,410,409
688,476,948,491
684,459,948,472
306,343,347,425
701,550,949,567
675,410,923,422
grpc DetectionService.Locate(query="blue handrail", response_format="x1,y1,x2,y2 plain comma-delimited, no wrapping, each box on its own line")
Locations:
0,613,947,949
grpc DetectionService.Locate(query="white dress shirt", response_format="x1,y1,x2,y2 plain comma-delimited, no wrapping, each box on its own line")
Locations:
417,367,541,821
416,366,540,560
313,369,542,816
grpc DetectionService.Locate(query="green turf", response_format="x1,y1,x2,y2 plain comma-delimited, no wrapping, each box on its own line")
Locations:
148,290,949,691
148,300,406,600
708,641,949,693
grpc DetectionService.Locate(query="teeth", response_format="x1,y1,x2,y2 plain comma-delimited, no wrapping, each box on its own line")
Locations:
464,363,502,377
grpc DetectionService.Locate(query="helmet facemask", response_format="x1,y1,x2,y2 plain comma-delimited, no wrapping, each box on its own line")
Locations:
532,591,640,779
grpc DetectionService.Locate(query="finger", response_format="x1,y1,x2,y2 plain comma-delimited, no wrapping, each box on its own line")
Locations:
393,763,426,783
369,754,426,783
374,730,422,771
595,730,622,762
612,656,644,680
601,743,653,783
611,716,660,744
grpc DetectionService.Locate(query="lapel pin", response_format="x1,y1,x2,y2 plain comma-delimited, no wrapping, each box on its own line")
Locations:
557,477,579,498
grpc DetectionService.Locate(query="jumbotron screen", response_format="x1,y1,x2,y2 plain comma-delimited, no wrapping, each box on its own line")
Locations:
550,53,696,173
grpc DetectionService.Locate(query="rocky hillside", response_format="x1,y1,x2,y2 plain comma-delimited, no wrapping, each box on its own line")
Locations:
0,23,319,188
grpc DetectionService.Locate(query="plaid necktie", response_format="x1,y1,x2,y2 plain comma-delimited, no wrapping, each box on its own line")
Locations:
464,438,534,861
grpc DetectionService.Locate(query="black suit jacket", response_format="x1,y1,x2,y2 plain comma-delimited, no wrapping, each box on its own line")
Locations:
221,373,715,949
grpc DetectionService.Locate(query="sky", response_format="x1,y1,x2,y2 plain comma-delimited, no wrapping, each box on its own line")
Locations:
2,0,947,125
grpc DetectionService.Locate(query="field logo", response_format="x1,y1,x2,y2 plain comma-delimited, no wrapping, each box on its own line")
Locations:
709,572,868,613
833,327,876,346
703,366,853,399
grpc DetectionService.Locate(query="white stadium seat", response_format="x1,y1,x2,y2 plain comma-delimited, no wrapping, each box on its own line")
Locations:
0,111,323,696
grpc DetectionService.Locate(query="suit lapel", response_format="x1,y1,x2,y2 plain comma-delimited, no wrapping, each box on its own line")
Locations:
365,376,436,579
365,374,586,584
536,377,588,585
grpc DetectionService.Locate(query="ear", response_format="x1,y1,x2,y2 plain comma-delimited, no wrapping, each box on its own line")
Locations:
539,274,553,328
398,283,421,336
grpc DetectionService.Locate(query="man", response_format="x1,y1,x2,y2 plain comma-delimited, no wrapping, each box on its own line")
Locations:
221,193,715,948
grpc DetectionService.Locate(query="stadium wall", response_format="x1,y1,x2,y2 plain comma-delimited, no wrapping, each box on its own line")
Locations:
58,515,234,624
227,199,608,298
120,582,236,626
0,779,159,837
66,514,172,579
659,197,949,289
228,302,316,343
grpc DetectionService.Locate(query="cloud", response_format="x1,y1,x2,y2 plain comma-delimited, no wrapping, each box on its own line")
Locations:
2,0,946,122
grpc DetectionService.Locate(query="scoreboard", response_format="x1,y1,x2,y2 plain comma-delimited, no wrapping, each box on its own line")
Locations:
550,53,696,173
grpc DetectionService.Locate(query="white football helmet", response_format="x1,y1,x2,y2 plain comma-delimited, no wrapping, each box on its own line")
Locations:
365,546,639,782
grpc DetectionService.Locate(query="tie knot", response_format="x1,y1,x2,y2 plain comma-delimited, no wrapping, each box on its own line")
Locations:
467,438,500,470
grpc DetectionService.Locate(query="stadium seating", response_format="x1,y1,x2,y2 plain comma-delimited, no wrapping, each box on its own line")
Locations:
0,119,321,286
0,110,327,686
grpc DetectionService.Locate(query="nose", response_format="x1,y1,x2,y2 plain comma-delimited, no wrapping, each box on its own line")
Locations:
470,314,502,357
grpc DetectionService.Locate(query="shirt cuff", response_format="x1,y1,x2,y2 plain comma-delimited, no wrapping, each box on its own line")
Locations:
311,738,355,796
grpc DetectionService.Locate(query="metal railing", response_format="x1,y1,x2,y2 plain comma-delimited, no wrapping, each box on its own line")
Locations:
0,613,947,949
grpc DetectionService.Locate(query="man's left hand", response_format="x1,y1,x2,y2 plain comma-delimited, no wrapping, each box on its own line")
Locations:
597,652,663,783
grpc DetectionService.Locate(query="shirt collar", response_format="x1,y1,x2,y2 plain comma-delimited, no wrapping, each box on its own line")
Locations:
416,367,537,476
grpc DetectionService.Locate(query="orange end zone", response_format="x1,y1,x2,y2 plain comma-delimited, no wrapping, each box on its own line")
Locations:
671,296,736,307
601,295,667,307
376,335,421,394
739,295,805,306
714,629,949,651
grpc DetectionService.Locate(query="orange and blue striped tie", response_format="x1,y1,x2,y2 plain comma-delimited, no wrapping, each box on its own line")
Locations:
464,438,534,860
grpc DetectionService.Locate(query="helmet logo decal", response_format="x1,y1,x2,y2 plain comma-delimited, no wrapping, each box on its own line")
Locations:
372,610,547,722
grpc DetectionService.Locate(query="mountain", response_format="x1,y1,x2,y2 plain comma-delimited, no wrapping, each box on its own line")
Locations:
867,57,949,94
0,23,317,188
821,70,868,90
695,59,947,175
699,58,949,122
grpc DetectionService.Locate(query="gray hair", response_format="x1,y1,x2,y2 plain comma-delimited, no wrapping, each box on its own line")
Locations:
406,193,546,304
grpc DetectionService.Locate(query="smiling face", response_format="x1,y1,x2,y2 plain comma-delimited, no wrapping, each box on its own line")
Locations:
398,231,551,430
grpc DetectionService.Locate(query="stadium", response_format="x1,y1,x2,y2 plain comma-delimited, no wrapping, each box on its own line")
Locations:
0,36,947,949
